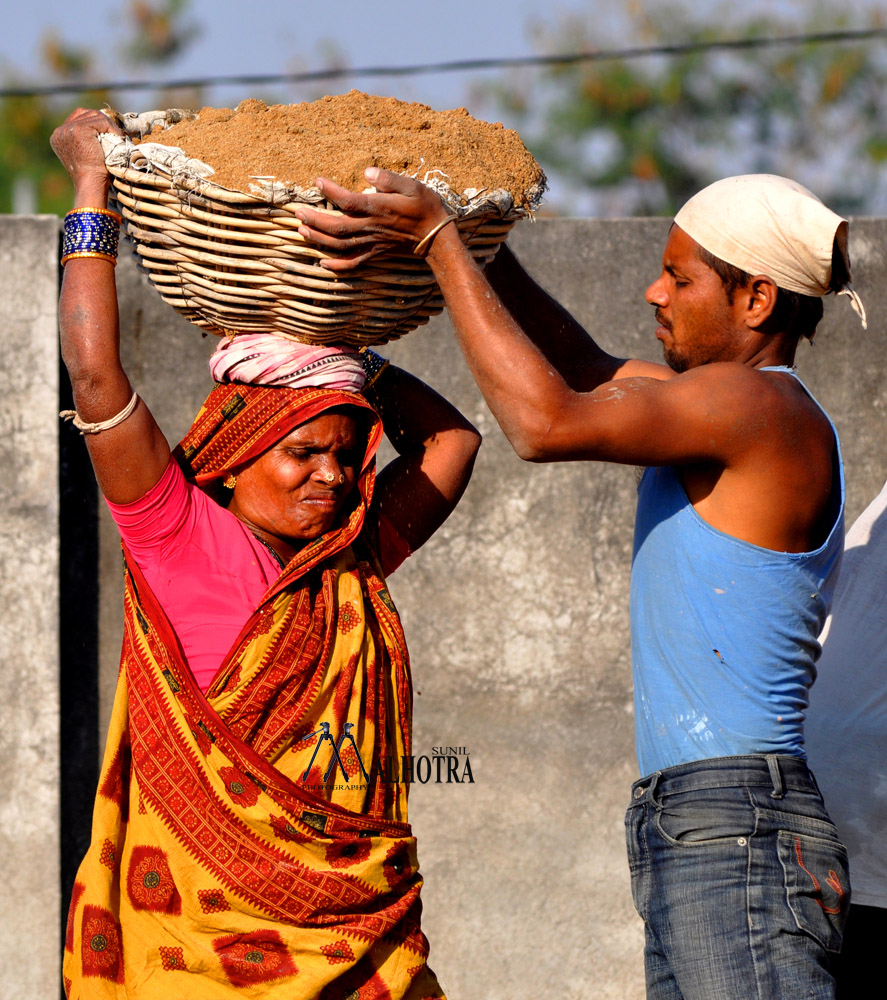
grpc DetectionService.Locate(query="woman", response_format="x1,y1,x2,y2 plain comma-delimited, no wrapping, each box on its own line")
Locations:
52,109,480,999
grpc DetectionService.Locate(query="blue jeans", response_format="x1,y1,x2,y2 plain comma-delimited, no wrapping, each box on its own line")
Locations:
625,755,850,1000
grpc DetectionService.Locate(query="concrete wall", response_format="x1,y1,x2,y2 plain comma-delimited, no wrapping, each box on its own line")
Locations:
381,220,887,1000
98,219,887,1000
3,215,884,998
0,217,61,997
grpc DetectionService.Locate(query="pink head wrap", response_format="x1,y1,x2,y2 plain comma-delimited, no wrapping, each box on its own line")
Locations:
208,334,366,391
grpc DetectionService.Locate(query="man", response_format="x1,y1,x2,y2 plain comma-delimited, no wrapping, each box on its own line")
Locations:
295,171,865,999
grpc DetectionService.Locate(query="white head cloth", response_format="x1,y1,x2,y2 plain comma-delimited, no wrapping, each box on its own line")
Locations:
674,174,867,329
209,334,366,391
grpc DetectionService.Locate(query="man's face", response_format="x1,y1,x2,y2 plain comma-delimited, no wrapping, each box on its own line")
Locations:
645,226,748,373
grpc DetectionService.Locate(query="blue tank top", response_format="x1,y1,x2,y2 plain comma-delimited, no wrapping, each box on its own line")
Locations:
630,368,844,776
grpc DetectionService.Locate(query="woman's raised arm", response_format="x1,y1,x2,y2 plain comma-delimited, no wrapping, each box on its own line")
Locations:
52,108,170,504
365,360,481,555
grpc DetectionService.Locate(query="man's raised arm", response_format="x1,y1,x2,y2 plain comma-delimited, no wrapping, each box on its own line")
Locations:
294,169,677,464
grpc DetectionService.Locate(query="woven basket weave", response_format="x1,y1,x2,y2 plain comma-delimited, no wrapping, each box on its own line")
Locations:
101,115,543,347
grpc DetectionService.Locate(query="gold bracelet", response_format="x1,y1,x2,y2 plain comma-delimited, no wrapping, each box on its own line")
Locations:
60,250,118,266
413,214,459,256
66,206,123,223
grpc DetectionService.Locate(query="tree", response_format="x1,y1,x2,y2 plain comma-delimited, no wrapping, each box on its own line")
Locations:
0,0,202,215
475,3,887,217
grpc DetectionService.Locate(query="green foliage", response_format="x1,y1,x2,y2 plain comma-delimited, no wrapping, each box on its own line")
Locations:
0,1,202,215
124,0,200,66
478,4,887,216
0,88,112,216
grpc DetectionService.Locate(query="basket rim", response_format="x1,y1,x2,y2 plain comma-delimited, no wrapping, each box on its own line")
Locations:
101,129,545,221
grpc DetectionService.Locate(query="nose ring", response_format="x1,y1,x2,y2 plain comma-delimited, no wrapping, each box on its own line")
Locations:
324,472,345,485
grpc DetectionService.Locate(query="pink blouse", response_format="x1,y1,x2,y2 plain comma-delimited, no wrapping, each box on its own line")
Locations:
107,458,409,692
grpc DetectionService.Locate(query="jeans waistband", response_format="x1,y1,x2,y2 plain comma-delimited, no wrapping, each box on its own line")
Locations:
629,754,819,803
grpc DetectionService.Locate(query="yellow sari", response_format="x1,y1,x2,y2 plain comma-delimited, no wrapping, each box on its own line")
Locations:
64,383,445,1000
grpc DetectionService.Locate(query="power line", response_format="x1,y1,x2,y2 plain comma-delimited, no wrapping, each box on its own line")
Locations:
2,26,885,99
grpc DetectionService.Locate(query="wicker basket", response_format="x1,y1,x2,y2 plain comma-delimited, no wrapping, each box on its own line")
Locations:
101,117,543,347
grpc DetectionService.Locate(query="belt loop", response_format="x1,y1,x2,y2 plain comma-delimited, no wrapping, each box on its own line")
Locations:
648,771,662,805
767,755,785,799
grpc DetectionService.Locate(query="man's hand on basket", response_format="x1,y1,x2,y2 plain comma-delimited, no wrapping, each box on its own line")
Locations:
294,168,455,271
50,108,124,206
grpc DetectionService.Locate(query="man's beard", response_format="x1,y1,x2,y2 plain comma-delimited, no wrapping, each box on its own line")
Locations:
663,347,689,373
656,310,688,372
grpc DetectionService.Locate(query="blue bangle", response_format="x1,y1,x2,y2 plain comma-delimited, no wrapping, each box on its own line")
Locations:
361,349,389,391
61,207,122,266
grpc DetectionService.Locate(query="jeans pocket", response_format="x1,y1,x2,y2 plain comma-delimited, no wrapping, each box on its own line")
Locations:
653,788,756,847
625,806,648,921
777,829,850,953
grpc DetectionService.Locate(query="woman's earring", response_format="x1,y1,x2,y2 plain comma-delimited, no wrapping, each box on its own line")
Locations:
224,474,237,490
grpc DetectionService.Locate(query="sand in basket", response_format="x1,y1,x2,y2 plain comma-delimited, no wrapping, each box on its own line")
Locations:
101,91,546,347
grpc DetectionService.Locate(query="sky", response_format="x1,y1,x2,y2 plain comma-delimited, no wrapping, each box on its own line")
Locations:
5,0,883,112
4,0,885,213
4,0,615,110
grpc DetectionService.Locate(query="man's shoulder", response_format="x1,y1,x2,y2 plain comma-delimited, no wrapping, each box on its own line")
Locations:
677,360,789,388
665,362,834,465
677,363,823,418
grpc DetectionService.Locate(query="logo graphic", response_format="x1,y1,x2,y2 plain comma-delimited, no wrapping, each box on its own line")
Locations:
297,727,474,788
300,722,369,784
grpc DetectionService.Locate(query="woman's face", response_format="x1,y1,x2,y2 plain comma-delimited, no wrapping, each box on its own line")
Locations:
227,410,364,542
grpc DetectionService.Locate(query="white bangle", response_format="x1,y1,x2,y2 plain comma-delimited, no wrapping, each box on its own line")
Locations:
60,391,139,435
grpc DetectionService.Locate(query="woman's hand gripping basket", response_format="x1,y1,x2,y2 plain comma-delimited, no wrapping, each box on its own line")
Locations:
100,95,546,348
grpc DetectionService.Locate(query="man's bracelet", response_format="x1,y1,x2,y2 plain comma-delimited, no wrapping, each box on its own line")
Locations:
413,214,459,256
61,207,122,266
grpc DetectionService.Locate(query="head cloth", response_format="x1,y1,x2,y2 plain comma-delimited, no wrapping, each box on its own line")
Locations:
674,174,866,329
172,380,383,543
178,333,380,498
176,383,381,484
209,332,366,391
180,335,379,513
